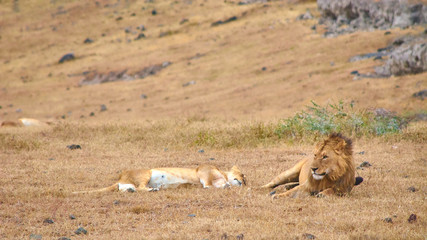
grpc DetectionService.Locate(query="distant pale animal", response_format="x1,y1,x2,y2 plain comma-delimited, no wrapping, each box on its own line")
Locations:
262,133,362,198
73,165,246,194
1,118,50,127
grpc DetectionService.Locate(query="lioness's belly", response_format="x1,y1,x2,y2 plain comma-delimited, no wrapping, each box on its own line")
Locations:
148,170,194,189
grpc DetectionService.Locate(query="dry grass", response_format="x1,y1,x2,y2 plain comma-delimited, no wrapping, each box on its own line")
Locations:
0,0,426,239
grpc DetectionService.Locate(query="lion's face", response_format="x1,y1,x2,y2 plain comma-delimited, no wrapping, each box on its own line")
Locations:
228,166,246,186
310,133,354,182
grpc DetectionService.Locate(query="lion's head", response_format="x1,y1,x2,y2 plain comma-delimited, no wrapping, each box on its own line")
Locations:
227,166,247,186
308,133,355,195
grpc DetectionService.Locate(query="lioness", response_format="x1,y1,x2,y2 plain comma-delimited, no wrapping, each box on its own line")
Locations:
73,164,246,194
262,133,362,198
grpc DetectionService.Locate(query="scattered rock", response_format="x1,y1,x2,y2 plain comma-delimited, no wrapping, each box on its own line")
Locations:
182,81,196,87
350,70,359,75
58,237,71,240
188,214,196,217
212,16,238,27
151,9,157,15
303,233,316,239
134,33,146,40
384,217,393,223
89,112,95,117
359,161,372,168
236,233,244,240
43,218,54,224
209,158,215,161
238,0,267,5
83,38,94,44
261,67,267,71
115,16,123,21
385,31,392,35
58,53,75,64
67,144,81,150
357,151,365,155
412,89,427,100
69,214,76,220
180,18,189,24
141,94,148,99
100,104,107,112
408,213,417,223
407,186,417,192
113,200,120,205
355,176,363,186
269,190,276,196
79,62,172,86
75,227,87,235
29,234,42,240
136,25,146,31
198,149,205,153
296,10,313,21
48,158,55,161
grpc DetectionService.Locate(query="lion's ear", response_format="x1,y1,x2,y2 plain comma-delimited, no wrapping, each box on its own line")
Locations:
334,138,347,155
231,165,240,172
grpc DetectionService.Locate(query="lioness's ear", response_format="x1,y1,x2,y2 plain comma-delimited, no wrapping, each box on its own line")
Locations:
231,165,240,171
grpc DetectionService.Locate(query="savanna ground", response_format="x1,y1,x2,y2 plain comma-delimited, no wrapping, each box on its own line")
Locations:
0,0,426,239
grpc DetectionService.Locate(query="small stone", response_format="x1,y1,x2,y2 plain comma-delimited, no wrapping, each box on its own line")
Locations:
261,67,267,71
134,33,146,40
303,233,316,239
151,9,157,15
48,158,55,161
350,70,360,75
188,214,196,217
408,214,417,223
357,151,365,155
330,61,335,66
124,27,132,33
29,234,42,240
116,16,123,21
407,186,416,192
269,190,276,196
141,94,148,99
359,161,372,168
58,53,75,64
16,108,22,113
311,25,317,30
384,217,393,223
89,112,95,117
75,227,87,235
43,218,54,224
67,144,81,150
236,233,244,240
384,31,391,35
209,158,215,161
136,25,146,31
113,200,120,205
58,237,71,240
83,38,94,44
198,149,205,153
126,108,132,112
100,104,107,112
182,81,196,87
69,214,76,220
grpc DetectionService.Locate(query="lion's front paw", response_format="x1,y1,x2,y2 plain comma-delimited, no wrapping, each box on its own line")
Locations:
149,187,160,192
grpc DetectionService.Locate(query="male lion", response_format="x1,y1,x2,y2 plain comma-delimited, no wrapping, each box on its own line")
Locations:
73,164,246,194
262,133,362,198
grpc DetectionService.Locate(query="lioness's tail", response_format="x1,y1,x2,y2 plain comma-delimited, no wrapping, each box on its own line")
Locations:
72,183,118,194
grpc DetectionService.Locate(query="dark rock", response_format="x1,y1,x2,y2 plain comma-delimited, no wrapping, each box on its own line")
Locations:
408,213,417,223
261,67,267,71
116,16,123,21
67,144,81,150
209,158,215,161
180,18,189,24
113,200,120,205
373,108,394,117
134,33,146,40
188,214,196,217
141,94,148,99
58,238,71,240
269,190,276,196
384,217,393,223
350,70,360,75
89,112,95,116
355,176,363,186
100,104,107,112
124,27,132,33
236,233,244,240
136,25,146,31
182,81,196,87
412,89,427,100
357,151,365,155
198,149,204,153
212,16,238,27
238,0,267,4
83,38,94,44
69,214,76,220
359,161,372,168
311,25,317,30
151,9,157,15
385,31,392,35
407,186,417,192
43,218,54,224
29,234,42,240
75,227,87,235
48,158,55,161
303,233,316,239
58,53,75,64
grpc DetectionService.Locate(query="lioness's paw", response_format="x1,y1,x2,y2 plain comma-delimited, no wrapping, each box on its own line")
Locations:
149,188,160,192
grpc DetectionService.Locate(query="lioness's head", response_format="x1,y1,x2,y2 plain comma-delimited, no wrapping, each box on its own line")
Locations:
311,133,354,182
227,166,246,186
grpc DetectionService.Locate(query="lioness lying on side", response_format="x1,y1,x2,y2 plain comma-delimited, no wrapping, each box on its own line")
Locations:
262,133,363,198
73,164,246,194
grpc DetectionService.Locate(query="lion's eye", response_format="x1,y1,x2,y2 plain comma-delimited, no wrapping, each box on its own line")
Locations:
322,155,328,160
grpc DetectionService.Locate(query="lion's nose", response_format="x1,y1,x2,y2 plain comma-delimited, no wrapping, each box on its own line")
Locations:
311,167,318,172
